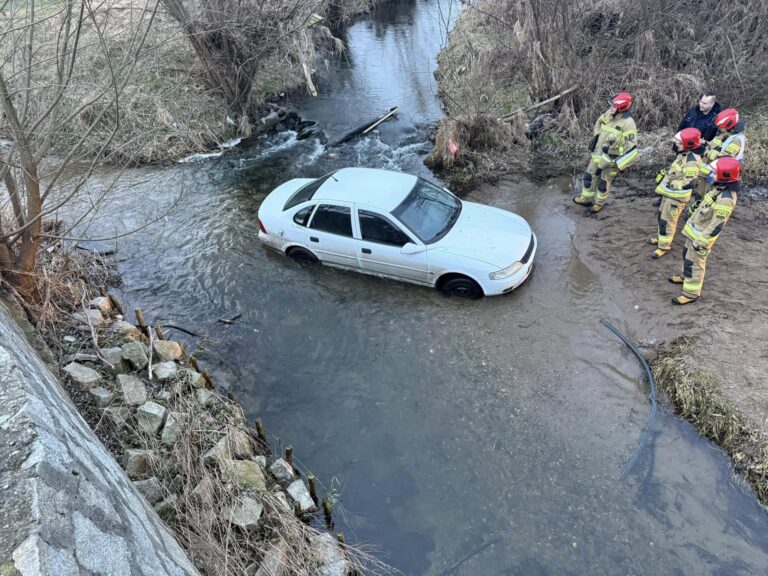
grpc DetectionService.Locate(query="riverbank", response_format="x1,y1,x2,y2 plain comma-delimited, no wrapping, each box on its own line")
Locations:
427,0,768,191
0,247,382,575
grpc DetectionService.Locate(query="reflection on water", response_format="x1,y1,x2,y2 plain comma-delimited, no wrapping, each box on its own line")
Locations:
70,0,768,574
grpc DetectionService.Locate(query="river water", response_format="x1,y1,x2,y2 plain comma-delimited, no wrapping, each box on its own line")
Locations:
75,1,768,574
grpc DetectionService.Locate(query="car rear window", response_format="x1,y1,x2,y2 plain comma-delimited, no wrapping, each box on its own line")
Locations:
283,172,336,211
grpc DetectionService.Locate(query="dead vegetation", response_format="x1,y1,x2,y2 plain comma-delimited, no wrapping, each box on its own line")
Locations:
432,0,768,184
653,339,768,505
12,242,395,575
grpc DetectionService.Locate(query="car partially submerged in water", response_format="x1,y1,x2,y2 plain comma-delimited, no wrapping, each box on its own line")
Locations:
257,167,536,298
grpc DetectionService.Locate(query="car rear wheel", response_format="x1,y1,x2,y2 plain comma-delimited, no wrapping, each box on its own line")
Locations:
440,276,483,299
286,247,319,268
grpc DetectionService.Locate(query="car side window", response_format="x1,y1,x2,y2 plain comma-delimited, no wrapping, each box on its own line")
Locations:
309,205,352,237
293,205,314,227
359,210,411,246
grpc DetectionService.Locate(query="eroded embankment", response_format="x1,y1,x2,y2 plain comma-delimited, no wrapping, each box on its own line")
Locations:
652,340,768,504
0,247,380,575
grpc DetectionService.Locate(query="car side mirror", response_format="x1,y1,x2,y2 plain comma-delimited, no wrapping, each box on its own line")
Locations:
400,242,424,255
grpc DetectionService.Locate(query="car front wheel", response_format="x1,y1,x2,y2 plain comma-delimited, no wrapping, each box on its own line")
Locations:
286,247,319,268
440,276,483,299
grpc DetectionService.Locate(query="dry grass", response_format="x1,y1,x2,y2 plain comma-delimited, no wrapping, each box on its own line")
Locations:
653,339,768,504
433,0,768,184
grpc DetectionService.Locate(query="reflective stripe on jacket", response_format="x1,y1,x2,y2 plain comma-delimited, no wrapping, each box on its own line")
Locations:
593,109,638,158
656,151,701,200
682,183,738,248
706,130,746,163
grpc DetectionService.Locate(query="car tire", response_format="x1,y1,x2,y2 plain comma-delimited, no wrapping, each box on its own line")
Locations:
286,247,319,268
440,276,483,299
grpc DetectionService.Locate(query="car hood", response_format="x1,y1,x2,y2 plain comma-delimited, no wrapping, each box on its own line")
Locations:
430,201,533,268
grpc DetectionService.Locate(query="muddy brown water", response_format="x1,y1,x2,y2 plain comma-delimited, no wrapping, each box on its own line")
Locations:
71,1,768,574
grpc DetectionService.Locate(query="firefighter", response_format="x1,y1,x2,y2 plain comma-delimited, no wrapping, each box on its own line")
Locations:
573,92,639,214
668,157,740,305
696,108,746,198
649,128,702,259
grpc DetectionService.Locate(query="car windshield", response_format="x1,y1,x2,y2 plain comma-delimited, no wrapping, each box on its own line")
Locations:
392,179,461,244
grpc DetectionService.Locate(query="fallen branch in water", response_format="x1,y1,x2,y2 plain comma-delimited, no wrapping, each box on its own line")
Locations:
217,313,242,325
499,85,578,122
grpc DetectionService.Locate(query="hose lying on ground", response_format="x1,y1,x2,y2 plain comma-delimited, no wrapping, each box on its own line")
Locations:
601,318,658,480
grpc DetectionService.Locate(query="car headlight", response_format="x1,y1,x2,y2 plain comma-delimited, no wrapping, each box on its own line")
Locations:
489,262,524,280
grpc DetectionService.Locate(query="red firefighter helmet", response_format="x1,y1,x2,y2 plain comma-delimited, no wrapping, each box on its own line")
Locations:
675,127,702,151
713,157,742,183
611,92,633,113
714,108,739,131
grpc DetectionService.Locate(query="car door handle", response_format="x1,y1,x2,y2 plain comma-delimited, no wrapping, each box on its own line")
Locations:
361,248,372,254
310,236,319,243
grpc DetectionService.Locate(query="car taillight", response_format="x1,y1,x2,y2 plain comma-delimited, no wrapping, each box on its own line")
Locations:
258,218,267,234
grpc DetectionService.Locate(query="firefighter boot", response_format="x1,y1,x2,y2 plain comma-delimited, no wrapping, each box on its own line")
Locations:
647,237,659,245
591,203,604,214
668,275,684,284
573,196,592,206
672,295,698,305
651,248,669,259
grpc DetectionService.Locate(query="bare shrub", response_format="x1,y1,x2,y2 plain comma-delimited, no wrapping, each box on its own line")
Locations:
435,0,768,180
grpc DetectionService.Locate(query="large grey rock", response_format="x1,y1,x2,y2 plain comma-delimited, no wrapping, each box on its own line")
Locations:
222,497,263,529
89,296,113,314
219,459,266,492
269,458,294,483
287,480,316,513
73,511,132,575
311,533,348,576
133,476,164,505
72,308,104,327
63,362,101,389
255,542,288,576
270,491,291,513
117,374,147,405
154,494,178,517
111,320,141,338
179,368,205,389
87,386,113,408
190,477,215,506
123,449,154,479
153,361,178,381
195,388,216,406
100,347,128,374
103,406,130,428
202,429,255,464
122,341,149,370
153,340,184,362
12,535,79,576
161,411,187,445
136,401,166,435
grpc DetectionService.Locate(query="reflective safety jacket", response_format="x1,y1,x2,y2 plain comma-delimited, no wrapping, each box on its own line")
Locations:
682,182,738,249
656,151,701,201
704,123,746,163
592,108,638,163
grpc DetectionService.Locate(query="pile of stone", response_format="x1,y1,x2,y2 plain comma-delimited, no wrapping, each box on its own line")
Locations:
59,296,350,576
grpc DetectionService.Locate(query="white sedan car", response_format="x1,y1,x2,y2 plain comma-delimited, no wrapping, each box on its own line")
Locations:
257,167,536,298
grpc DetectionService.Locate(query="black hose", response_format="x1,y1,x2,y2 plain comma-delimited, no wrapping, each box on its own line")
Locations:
601,319,658,480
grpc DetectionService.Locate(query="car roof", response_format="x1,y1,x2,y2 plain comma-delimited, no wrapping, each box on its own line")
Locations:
313,167,418,212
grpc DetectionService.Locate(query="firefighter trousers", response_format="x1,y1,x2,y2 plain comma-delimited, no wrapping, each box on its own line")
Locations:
656,197,687,250
578,156,618,205
680,239,709,298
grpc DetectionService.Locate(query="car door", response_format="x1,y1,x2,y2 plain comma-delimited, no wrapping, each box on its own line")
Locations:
356,208,429,282
306,203,360,269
